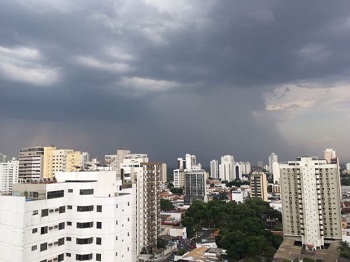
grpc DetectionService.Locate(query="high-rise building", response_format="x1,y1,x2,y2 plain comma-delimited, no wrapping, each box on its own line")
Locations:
280,157,342,249
0,158,19,195
184,169,207,205
269,153,278,173
219,155,234,181
19,146,81,182
120,154,161,257
81,151,90,169
249,171,268,201
105,149,131,177
324,148,336,164
160,163,167,183
0,153,7,163
210,160,218,179
173,169,185,188
272,161,281,184
0,171,134,262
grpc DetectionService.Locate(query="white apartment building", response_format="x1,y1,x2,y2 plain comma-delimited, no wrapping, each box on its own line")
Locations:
272,161,281,184
268,153,278,174
210,160,218,179
0,152,7,163
280,157,342,249
0,158,19,195
219,155,234,181
0,171,134,262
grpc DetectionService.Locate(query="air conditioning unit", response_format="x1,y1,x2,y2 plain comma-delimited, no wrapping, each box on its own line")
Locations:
54,241,58,245
49,209,54,212
55,208,59,212
48,243,53,246
53,258,58,261
49,226,53,230
54,225,58,228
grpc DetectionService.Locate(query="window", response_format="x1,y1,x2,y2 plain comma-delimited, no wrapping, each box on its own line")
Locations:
96,222,102,229
76,237,93,245
41,226,48,235
67,221,72,226
40,243,47,252
96,237,101,245
33,210,38,215
59,206,65,213
116,204,118,208
67,205,72,209
58,237,64,246
116,220,118,225
77,205,94,212
96,254,101,261
66,253,71,257
58,253,64,262
116,236,118,240
47,190,64,199
77,222,93,228
68,189,73,193
76,254,93,261
32,228,38,234
59,222,65,230
32,245,37,251
97,205,102,212
41,209,48,217
66,237,71,241
80,189,94,195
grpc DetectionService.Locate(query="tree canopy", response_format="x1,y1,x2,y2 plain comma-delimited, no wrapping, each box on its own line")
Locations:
182,198,282,261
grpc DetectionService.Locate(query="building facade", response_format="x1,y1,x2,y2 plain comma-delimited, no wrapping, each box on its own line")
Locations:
280,157,342,249
184,169,207,205
249,171,268,201
219,155,234,181
0,158,19,195
210,160,218,179
0,171,134,262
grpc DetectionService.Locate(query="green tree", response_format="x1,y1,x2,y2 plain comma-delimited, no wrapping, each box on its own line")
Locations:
160,199,174,211
170,187,183,195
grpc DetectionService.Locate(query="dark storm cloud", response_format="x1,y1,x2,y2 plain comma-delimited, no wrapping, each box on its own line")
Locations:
1,0,350,164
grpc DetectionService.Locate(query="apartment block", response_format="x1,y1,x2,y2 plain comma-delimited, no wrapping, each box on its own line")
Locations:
249,171,268,201
0,158,19,195
0,171,134,262
184,169,207,205
280,157,342,249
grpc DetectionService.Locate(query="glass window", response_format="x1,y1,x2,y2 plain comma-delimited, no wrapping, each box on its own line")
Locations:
41,209,48,217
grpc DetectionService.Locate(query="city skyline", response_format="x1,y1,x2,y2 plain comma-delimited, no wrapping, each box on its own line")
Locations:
1,1,350,165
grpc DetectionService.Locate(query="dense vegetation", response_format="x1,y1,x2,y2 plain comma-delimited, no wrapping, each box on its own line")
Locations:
182,199,282,261
339,241,350,259
160,199,175,211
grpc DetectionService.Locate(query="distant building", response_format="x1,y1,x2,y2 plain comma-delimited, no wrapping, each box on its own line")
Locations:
18,146,81,182
160,163,167,183
219,155,234,181
250,171,268,201
0,158,18,195
280,157,342,249
184,169,207,205
210,160,218,179
324,148,336,164
230,189,249,203
0,153,7,163
173,169,185,188
272,161,281,184
268,153,278,173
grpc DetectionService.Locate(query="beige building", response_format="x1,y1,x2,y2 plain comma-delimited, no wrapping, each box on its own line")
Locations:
249,171,268,201
19,146,81,182
280,157,342,249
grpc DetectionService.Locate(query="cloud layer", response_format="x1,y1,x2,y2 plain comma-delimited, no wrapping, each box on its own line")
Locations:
1,0,350,165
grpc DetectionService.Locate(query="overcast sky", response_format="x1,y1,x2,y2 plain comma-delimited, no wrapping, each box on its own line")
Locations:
1,0,350,166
